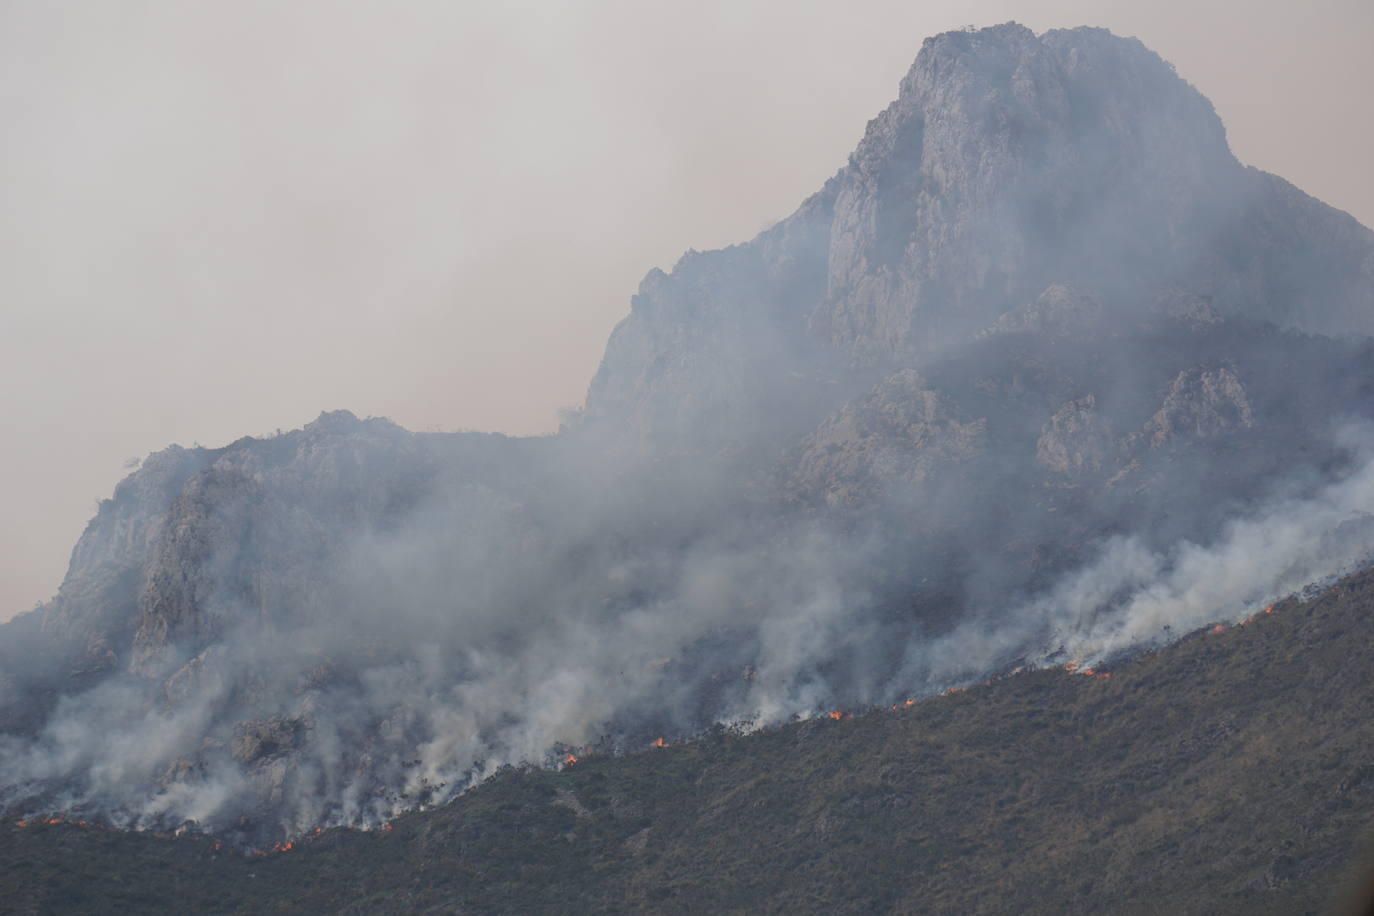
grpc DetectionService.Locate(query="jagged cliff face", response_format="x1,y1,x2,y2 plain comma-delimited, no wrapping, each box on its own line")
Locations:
4,23,1374,845
584,24,1374,455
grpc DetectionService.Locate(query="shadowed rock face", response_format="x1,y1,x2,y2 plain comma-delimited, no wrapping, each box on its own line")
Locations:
3,24,1374,846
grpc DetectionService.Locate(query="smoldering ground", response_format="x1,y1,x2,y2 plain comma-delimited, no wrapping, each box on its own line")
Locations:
4,406,1374,844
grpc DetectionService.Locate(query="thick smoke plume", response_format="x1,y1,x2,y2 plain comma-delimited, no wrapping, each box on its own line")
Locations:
918,424,1374,684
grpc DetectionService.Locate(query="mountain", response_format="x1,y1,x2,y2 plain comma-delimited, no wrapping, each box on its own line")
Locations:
582,24,1374,455
6,565,1374,914
3,22,1374,851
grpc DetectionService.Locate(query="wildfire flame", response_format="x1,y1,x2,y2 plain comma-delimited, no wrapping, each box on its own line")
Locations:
1211,623,1227,634
563,753,578,766
1062,660,1112,680
651,736,666,748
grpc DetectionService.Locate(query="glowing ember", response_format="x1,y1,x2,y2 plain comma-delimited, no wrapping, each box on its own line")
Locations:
1211,624,1226,634
651,737,666,748
828,710,843,720
563,753,578,766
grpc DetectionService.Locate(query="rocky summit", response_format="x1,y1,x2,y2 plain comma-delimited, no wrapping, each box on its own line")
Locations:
3,23,1374,854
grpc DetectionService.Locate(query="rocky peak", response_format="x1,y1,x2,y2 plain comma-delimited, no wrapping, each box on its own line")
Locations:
583,24,1374,454
817,24,1238,360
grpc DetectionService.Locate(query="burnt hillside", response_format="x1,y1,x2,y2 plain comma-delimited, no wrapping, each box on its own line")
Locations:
6,564,1374,914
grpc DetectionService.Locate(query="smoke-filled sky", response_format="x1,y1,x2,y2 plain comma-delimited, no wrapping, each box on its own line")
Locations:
2,0,1371,620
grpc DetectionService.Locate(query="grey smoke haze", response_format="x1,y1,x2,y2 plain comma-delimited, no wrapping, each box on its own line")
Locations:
3,0,1373,621
3,15,1374,849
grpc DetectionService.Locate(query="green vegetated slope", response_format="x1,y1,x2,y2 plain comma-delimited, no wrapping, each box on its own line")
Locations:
7,568,1374,915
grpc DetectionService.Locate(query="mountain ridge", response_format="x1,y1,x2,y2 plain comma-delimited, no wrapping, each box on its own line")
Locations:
3,23,1374,849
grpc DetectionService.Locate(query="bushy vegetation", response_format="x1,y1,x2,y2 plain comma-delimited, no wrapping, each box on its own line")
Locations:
7,567,1374,914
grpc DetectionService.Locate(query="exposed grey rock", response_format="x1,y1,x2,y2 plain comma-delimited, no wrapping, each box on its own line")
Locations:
584,24,1374,452
1036,395,1113,474
788,369,985,506
231,716,308,765
981,284,1103,339
1144,367,1255,447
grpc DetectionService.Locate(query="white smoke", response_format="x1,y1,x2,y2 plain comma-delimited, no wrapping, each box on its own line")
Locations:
917,424,1374,683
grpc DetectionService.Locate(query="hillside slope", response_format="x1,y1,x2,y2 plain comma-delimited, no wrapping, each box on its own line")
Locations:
5,21,1374,846
6,565,1374,914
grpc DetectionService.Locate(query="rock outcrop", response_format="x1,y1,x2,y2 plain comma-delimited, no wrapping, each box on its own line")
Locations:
1035,395,1113,474
789,370,985,506
1143,367,1255,447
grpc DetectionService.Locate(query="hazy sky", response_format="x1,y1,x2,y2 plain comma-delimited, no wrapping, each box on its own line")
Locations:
2,0,1371,620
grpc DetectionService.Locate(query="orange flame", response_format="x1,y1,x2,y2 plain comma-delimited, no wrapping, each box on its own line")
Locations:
15,820,28,828
828,710,843,720
563,753,578,766
1211,624,1226,634
651,736,666,748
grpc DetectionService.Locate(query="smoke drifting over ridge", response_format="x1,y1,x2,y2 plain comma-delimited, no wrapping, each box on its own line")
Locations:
3,23,1374,844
